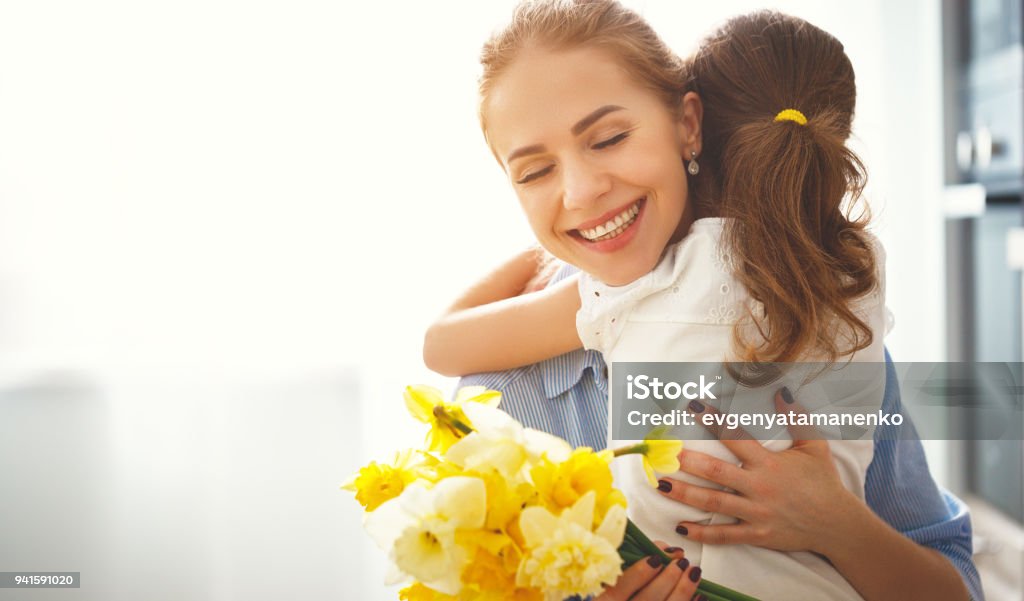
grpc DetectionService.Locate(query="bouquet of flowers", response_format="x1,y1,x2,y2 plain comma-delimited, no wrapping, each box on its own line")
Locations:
343,385,758,601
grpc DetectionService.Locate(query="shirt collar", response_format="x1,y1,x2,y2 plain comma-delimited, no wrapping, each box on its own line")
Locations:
538,347,607,399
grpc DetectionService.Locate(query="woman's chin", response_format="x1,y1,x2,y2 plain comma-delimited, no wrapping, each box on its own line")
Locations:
587,262,653,287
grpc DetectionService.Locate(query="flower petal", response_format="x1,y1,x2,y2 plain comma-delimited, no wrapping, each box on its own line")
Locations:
405,385,444,423
565,490,596,530
523,428,572,463
431,476,487,530
519,505,559,548
642,457,658,488
644,439,683,473
364,492,416,550
595,504,627,548
461,402,519,434
454,386,502,408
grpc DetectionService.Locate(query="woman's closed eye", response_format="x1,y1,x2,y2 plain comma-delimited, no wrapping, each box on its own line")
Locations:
515,165,554,185
592,131,630,150
513,131,631,184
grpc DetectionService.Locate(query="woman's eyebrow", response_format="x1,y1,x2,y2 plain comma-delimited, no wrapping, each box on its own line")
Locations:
570,104,624,135
507,144,546,164
506,105,626,165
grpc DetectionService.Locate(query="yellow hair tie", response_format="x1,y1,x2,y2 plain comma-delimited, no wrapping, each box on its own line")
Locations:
774,108,808,126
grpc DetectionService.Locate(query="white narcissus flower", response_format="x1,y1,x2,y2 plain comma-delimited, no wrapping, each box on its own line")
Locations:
364,476,486,595
516,490,627,601
445,403,572,482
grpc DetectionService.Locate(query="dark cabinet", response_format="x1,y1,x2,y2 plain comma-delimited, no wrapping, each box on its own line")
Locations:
943,0,1024,523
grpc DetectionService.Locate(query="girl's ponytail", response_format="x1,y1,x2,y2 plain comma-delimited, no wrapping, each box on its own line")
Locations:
688,11,877,363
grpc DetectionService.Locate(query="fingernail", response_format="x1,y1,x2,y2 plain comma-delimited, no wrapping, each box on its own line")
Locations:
781,386,795,404
657,479,672,493
695,596,707,601
675,524,688,535
688,400,705,413
688,566,702,582
664,546,682,553
646,555,663,568
676,557,690,571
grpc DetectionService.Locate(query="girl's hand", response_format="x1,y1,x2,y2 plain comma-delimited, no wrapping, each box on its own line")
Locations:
596,545,703,601
656,390,861,555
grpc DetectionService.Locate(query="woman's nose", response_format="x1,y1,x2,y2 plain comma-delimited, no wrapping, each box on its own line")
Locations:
561,157,612,211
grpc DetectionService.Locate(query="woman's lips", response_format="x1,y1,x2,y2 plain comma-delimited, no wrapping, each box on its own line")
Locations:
577,200,642,241
574,197,645,233
570,197,646,252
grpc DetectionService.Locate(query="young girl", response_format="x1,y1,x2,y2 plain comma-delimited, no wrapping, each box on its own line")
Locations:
425,4,888,599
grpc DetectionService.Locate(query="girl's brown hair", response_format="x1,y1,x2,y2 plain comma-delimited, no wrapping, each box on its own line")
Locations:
687,11,877,363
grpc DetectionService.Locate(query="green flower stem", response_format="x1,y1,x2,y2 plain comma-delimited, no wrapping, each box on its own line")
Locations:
697,580,761,601
612,443,647,457
622,519,761,601
695,589,732,601
625,519,671,563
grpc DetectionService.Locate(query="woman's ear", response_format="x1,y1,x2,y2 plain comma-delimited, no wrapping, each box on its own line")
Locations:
676,91,703,155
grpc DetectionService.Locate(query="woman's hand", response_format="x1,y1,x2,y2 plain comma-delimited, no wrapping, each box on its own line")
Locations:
656,390,861,555
596,545,703,601
656,391,972,601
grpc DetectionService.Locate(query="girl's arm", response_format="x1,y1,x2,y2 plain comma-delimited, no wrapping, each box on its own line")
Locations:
423,249,582,377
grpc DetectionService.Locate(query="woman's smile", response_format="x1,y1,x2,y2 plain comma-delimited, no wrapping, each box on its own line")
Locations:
570,196,646,252
483,45,698,286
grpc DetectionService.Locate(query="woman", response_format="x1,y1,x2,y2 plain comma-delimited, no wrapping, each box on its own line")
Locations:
428,2,980,599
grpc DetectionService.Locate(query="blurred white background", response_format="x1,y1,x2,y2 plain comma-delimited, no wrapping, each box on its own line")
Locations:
0,0,953,599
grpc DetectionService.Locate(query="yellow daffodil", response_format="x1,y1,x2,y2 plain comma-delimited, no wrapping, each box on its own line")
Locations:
612,428,683,487
404,385,501,453
516,491,627,601
398,582,456,601
640,436,684,488
365,476,486,596
446,403,571,483
459,547,526,600
341,449,422,511
472,470,535,534
531,447,614,510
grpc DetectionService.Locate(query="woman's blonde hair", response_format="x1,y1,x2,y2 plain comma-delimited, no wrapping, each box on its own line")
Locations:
478,0,687,132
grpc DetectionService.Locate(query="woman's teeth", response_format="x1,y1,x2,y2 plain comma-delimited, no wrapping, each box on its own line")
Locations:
578,201,641,242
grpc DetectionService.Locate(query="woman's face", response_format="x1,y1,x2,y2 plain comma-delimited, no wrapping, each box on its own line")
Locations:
484,46,697,286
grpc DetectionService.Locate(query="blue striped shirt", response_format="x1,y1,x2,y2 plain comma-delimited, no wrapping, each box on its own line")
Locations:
459,278,983,599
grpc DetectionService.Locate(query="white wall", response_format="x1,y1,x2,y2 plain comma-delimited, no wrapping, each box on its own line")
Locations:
0,1,948,598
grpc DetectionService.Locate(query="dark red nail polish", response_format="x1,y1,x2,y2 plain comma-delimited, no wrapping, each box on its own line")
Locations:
657,479,672,493
675,524,688,535
676,557,689,571
781,386,795,404
646,555,663,568
664,546,681,553
688,566,702,582
688,400,705,413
